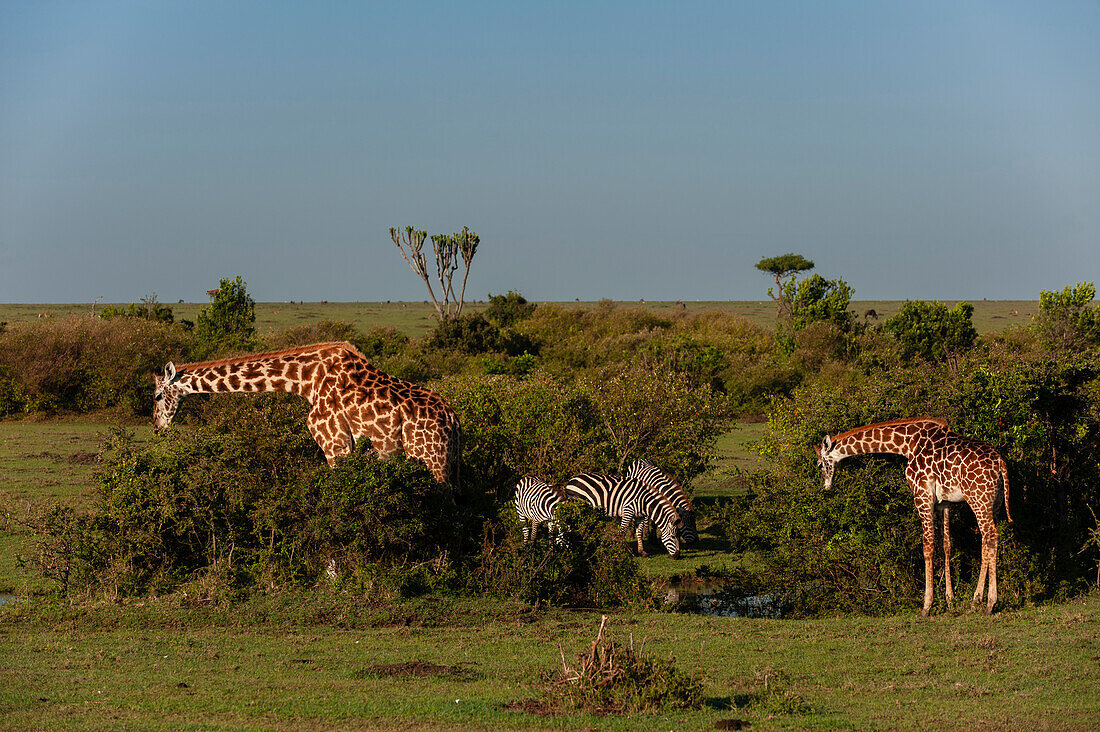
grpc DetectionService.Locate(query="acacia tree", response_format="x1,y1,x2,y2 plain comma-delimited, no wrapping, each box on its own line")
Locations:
755,253,815,320
391,226,480,321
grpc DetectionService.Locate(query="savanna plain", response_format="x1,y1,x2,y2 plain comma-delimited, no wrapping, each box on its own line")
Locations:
2,300,1097,731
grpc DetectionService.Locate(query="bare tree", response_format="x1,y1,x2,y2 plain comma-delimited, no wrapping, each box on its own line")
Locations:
390,226,479,320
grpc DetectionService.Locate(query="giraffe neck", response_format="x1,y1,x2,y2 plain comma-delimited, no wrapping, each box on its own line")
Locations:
833,418,947,462
173,342,351,400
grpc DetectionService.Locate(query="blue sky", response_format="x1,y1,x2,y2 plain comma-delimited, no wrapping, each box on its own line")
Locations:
1,1,1098,303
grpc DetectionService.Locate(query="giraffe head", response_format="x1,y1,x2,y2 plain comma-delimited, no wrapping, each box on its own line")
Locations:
153,362,184,429
814,434,842,489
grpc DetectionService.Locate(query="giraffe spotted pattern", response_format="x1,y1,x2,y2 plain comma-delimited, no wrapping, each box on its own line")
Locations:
153,341,460,485
814,417,1011,616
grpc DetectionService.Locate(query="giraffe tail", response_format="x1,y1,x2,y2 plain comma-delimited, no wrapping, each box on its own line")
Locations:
1000,456,1013,523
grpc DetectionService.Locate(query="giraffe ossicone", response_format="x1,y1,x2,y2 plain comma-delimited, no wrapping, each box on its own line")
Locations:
152,341,460,485
815,417,1011,616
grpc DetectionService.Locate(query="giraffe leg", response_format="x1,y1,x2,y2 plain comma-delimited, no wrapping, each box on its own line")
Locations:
942,505,954,608
917,501,936,617
972,518,998,613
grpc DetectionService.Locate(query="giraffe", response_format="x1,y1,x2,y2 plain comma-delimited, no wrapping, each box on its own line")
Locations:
813,417,1012,616
152,341,460,485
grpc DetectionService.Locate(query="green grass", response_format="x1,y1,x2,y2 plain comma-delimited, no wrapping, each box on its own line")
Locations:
0,299,1038,337
1,592,1097,730
1,416,1097,729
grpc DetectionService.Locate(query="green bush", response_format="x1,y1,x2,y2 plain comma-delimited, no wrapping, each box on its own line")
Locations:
194,275,257,355
736,346,1100,615
883,300,978,367
99,294,175,324
427,313,503,354
24,392,475,598
1033,282,1100,356
485,290,536,328
469,502,653,608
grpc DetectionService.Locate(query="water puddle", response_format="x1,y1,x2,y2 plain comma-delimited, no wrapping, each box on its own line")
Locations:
663,581,782,618
0,594,17,606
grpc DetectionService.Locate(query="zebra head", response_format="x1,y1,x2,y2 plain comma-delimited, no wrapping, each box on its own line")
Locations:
153,362,184,430
627,458,698,545
658,517,681,559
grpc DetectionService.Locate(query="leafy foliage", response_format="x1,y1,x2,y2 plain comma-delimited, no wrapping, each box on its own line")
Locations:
783,274,855,333
883,300,978,367
756,253,815,320
1033,282,1099,356
485,290,537,328
732,347,1100,615
0,315,190,416
194,276,257,354
99,294,175,323
469,502,653,608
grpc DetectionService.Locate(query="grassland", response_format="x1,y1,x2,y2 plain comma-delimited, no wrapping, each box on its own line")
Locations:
2,589,1097,730
0,299,1039,337
4,417,1098,730
3,298,1093,730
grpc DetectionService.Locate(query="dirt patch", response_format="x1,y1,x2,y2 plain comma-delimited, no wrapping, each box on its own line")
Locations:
68,451,98,465
354,660,480,681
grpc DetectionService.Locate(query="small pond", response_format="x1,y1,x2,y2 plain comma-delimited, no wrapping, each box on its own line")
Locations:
663,581,782,618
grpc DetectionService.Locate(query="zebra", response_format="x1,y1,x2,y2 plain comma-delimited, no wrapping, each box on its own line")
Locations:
512,475,568,547
562,473,682,558
626,458,699,545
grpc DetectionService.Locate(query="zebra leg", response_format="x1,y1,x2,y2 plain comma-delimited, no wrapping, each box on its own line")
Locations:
634,521,649,556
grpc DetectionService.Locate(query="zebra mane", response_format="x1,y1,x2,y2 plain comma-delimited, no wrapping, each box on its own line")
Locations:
631,459,693,511
633,477,681,527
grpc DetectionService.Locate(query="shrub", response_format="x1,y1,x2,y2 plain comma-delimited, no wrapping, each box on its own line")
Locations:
581,362,730,479
485,290,537,328
883,300,978,368
22,391,477,598
438,372,610,502
353,326,411,361
99,294,175,323
426,313,503,354
783,273,855,333
736,347,1100,615
264,320,361,351
469,502,653,609
194,275,257,355
0,316,191,415
1033,282,1099,356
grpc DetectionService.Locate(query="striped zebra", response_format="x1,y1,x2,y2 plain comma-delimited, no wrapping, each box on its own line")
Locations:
626,459,699,545
512,475,568,547
562,473,682,558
